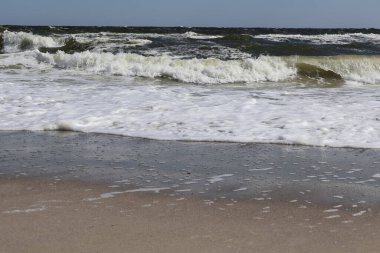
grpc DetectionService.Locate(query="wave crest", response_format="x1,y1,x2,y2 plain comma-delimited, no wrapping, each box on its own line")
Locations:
2,31,380,86
3,31,62,53
36,51,296,84
254,33,380,45
34,51,380,85
286,56,380,85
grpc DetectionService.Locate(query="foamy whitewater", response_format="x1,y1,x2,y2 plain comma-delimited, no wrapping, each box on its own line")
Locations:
1,26,380,148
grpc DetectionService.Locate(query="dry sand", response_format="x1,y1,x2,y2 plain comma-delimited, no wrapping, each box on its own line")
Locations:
1,177,380,253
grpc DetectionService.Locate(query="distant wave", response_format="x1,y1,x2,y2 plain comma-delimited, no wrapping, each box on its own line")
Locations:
184,31,223,40
253,33,380,45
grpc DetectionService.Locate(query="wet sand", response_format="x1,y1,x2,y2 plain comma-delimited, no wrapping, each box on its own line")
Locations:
1,131,380,252
1,177,380,253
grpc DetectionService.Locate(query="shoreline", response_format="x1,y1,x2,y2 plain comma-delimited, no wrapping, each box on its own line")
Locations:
1,131,379,207
1,130,380,252
22,129,380,150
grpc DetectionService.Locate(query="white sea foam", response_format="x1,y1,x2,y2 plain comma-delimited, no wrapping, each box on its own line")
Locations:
254,33,380,45
208,174,234,184
0,69,380,148
352,210,367,217
3,206,46,214
126,39,152,47
233,187,248,192
3,49,379,85
35,51,296,84
184,31,223,40
85,187,170,201
2,31,63,53
324,215,341,219
248,168,274,172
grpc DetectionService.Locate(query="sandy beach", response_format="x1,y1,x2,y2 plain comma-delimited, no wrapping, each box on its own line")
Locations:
1,177,380,253
1,131,380,252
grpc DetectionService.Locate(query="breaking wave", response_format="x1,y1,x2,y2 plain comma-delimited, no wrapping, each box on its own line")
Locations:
254,33,380,45
1,28,380,148
2,31,63,53
1,31,380,85
32,51,380,85
184,31,223,40
287,55,380,85
35,51,296,84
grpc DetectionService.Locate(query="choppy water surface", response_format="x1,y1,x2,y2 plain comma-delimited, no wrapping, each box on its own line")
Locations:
1,26,380,148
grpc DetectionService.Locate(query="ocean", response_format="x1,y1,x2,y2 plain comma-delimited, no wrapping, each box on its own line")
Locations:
1,26,380,148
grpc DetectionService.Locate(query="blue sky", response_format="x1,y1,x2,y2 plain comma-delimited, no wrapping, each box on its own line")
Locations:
1,0,379,28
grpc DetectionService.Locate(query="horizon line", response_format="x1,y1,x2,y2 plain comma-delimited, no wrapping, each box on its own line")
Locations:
1,24,380,30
